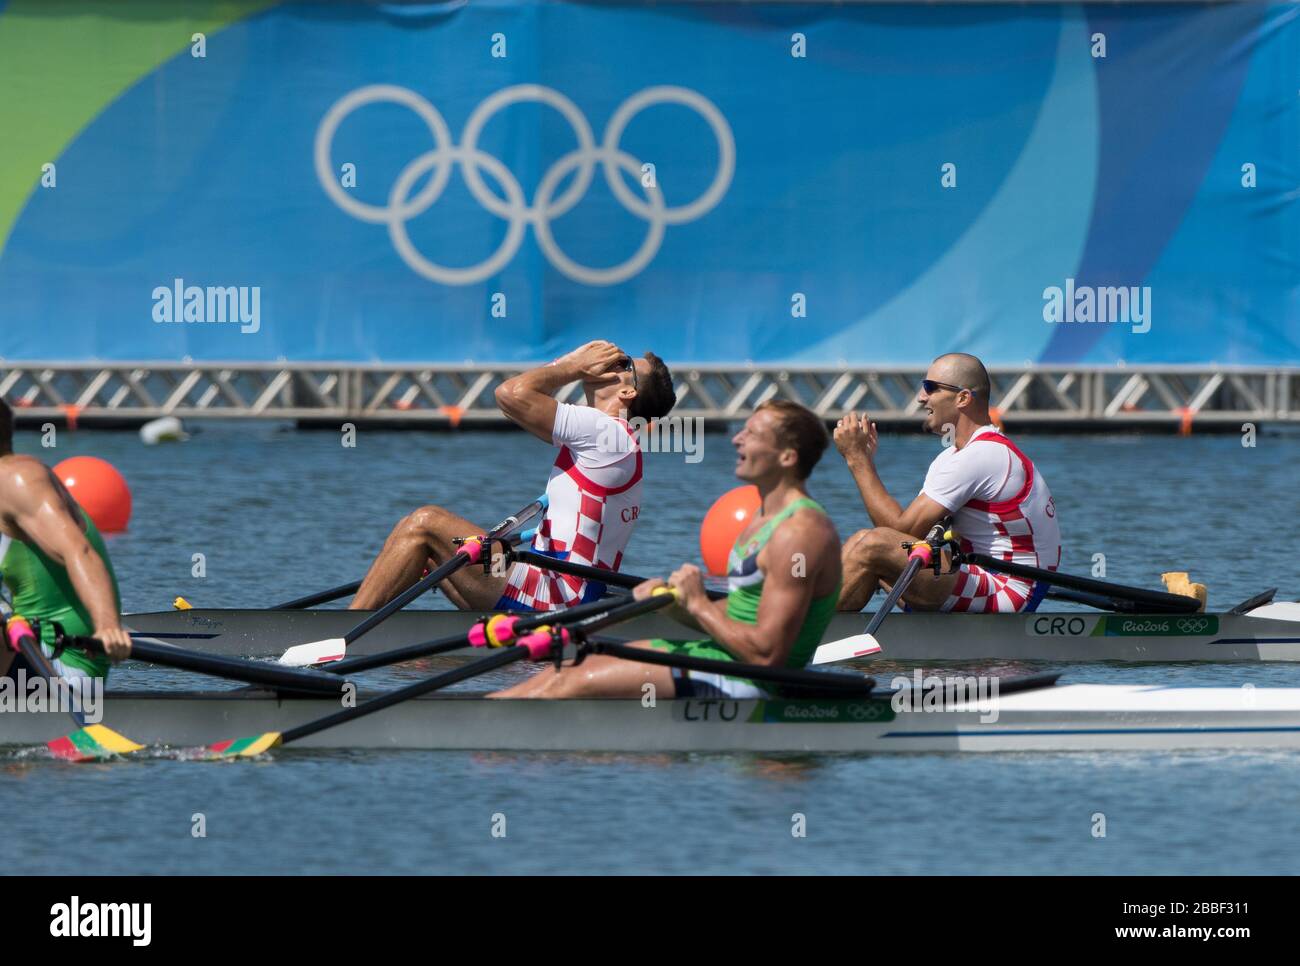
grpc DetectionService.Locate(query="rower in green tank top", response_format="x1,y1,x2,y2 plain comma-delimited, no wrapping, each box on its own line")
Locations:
0,396,133,684
640,495,840,690
495,400,843,701
1,510,120,677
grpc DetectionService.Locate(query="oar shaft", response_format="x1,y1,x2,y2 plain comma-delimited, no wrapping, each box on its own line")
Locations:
511,549,641,590
593,639,876,695
1044,586,1143,613
76,636,348,695
344,552,474,645
325,595,652,674
272,496,547,614
279,646,531,745
864,554,925,636
6,623,89,729
325,592,650,676
341,497,548,645
964,553,1200,613
325,634,469,675
564,589,680,635
273,580,362,610
510,550,727,601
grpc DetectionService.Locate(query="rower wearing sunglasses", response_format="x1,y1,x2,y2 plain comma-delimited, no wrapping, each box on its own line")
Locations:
834,353,1061,614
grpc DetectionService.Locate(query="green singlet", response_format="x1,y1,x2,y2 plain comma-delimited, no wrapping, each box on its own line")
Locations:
0,510,119,677
649,496,840,690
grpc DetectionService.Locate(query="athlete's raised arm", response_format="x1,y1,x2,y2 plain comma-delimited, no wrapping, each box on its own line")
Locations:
495,341,627,443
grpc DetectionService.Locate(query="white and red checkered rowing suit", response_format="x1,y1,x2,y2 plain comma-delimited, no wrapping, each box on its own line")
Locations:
496,403,642,612
921,425,1061,613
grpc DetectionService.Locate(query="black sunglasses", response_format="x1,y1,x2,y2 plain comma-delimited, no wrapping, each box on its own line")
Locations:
621,355,639,392
921,379,976,396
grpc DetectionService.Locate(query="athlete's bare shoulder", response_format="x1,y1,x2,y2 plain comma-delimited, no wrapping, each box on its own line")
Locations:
787,503,841,552
0,454,70,514
765,502,841,574
0,453,46,487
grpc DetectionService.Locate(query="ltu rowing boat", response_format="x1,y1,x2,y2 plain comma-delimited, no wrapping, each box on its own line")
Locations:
125,596,1300,663
6,682,1300,753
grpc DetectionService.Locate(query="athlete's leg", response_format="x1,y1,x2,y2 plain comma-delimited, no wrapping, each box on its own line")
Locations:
490,640,677,699
351,504,510,611
838,526,959,611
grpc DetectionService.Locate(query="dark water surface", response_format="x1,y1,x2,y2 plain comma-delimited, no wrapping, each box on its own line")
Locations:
3,423,1298,874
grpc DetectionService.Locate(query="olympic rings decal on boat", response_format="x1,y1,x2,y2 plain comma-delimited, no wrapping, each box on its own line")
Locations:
1176,618,1210,634
314,84,735,286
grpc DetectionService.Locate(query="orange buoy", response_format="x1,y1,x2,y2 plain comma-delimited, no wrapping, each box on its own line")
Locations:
699,484,760,576
54,456,132,533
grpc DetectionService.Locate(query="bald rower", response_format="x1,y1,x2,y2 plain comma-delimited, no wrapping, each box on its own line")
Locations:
834,353,1062,613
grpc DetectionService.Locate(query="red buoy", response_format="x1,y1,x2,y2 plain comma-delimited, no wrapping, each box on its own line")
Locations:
699,485,760,576
54,456,132,533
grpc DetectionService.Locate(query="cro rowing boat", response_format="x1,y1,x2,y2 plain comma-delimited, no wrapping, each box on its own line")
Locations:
6,682,1300,753
125,598,1300,663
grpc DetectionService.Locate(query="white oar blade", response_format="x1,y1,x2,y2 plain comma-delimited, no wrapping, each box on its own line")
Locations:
278,638,346,667
811,634,882,666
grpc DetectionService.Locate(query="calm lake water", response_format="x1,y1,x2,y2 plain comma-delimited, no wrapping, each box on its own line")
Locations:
3,422,1299,874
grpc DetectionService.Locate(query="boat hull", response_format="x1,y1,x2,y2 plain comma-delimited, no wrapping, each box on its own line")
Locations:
124,603,1300,663
6,685,1300,753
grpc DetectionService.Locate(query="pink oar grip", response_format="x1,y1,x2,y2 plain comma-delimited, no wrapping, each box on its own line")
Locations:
456,536,486,564
469,615,520,648
515,627,568,660
907,544,934,564
5,617,34,651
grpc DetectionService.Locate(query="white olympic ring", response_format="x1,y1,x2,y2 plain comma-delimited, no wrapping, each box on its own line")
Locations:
848,703,881,721
314,83,735,286
1176,618,1210,634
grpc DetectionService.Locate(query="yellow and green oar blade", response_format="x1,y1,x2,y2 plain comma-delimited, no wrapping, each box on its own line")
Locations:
203,733,284,759
3,615,146,761
48,724,144,762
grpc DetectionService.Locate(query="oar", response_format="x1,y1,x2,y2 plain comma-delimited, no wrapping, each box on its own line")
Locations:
272,580,362,611
964,552,1202,614
269,535,705,629
67,631,350,696
592,637,879,696
279,497,547,667
206,646,540,758
206,588,684,758
811,523,949,665
271,547,625,613
2,616,144,761
506,548,726,600
325,593,634,675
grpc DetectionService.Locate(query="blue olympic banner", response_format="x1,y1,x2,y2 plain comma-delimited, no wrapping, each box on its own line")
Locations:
0,0,1296,365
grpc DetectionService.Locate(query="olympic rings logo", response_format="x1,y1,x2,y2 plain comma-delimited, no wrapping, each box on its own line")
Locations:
1176,618,1210,634
314,84,735,286
847,703,884,721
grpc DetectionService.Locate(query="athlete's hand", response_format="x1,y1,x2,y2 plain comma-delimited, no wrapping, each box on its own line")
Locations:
557,341,626,384
668,563,709,612
834,412,878,466
94,626,133,662
632,577,667,601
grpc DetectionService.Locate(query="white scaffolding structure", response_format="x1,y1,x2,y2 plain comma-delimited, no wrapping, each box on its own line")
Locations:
1,361,1294,430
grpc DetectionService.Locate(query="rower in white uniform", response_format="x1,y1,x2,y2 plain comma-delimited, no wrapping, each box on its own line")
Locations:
835,353,1062,613
351,341,677,613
